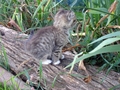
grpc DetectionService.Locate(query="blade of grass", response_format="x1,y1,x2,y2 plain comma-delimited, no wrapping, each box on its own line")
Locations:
32,0,48,19
39,60,43,79
50,0,63,10
109,84,120,90
65,44,120,69
89,37,120,53
1,45,9,70
52,75,57,88
89,31,120,45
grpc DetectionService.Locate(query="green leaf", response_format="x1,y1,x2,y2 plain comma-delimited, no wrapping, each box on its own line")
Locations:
65,44,120,69
39,61,43,79
32,0,48,19
89,37,120,53
89,31,120,45
51,0,63,9
89,8,108,14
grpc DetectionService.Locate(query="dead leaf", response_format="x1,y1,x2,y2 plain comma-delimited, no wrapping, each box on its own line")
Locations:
79,60,91,83
79,60,90,76
83,76,92,83
7,19,22,32
79,60,86,70
62,44,80,52
107,25,120,29
96,0,118,28
108,0,118,13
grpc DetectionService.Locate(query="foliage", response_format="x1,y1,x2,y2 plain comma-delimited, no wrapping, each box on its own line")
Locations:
0,82,14,90
0,73,23,90
66,0,120,73
0,0,85,31
66,32,120,72
0,0,63,32
0,41,9,70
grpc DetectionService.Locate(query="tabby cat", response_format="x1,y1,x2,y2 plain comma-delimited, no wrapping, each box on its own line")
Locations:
26,9,76,65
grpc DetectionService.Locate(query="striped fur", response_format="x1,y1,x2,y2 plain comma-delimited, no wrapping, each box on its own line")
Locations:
26,9,76,65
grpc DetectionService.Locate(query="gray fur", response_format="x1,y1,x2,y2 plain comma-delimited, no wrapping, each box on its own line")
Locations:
25,9,76,65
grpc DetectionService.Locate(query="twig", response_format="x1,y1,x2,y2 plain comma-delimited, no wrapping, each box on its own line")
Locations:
62,44,80,52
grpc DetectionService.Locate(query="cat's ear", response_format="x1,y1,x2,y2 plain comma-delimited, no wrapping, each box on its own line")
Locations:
54,8,64,17
54,9,65,21
67,11,75,20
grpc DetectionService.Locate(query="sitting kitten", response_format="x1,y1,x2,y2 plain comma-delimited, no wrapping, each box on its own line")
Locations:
26,9,76,65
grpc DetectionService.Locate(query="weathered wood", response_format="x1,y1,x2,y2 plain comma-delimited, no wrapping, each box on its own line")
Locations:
0,66,31,90
0,25,120,90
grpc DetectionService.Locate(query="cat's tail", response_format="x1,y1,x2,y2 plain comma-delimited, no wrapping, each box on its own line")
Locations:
24,30,34,51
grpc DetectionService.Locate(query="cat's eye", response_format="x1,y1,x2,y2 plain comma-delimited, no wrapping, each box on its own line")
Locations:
73,19,76,23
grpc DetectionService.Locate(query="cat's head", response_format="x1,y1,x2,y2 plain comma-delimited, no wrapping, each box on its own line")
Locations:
53,9,76,30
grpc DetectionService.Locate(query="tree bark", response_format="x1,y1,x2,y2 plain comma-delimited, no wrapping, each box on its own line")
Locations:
0,25,120,90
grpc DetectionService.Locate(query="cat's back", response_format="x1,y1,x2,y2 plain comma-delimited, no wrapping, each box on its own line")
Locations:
31,26,57,41
26,26,58,51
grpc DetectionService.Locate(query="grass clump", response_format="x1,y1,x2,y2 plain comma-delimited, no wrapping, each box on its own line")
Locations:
66,0,120,73
0,82,14,90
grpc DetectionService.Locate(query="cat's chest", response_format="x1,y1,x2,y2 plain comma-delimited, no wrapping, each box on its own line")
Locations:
55,31,69,46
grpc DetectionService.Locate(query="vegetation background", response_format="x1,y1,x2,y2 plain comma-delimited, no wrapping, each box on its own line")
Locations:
0,0,120,89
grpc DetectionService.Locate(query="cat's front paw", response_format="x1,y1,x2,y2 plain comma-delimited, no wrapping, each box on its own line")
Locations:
42,59,52,65
53,60,61,65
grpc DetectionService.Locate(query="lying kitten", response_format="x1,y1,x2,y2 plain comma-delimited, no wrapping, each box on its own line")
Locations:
26,9,76,65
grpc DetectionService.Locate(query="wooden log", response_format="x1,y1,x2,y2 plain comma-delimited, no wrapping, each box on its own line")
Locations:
0,66,31,90
0,25,120,90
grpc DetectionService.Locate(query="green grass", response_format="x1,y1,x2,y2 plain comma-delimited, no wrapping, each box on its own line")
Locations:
66,0,120,73
0,40,9,71
109,84,120,90
0,82,14,90
0,0,62,32
0,73,21,90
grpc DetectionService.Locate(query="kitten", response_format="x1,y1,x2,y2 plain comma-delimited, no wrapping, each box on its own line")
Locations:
26,9,76,65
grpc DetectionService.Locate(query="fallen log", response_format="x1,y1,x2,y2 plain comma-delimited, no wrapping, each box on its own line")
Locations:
0,25,120,90
0,66,31,90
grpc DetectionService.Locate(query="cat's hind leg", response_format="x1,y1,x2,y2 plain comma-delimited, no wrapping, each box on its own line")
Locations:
52,47,62,65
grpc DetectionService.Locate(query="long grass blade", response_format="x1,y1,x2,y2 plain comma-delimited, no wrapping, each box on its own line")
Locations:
65,44,120,69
